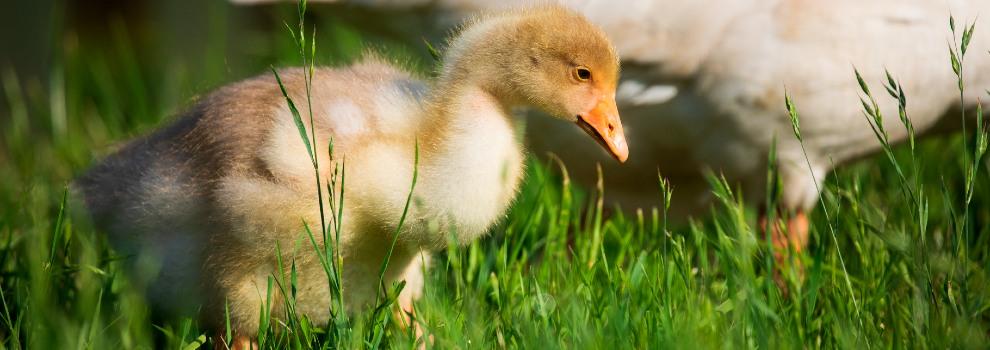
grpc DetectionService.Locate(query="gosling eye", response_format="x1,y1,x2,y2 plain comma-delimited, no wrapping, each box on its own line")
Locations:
574,66,592,81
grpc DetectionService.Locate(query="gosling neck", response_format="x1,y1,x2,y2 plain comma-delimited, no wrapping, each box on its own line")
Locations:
419,14,527,161
420,76,517,154
422,38,524,149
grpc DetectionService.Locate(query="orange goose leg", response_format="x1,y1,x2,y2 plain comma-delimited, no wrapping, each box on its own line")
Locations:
214,333,257,350
759,209,810,290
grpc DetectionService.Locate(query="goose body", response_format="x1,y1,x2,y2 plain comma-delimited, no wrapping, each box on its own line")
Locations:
529,0,990,216
78,62,449,329
77,5,625,338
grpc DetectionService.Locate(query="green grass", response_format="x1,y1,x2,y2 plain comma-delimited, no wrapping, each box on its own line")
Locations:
2,2,990,349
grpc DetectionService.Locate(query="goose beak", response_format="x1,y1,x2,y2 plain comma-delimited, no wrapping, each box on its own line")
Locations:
576,95,628,163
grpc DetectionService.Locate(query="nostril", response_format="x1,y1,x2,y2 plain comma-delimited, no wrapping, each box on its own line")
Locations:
608,123,615,133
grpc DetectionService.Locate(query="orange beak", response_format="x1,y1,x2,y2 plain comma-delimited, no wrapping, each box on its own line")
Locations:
576,94,628,163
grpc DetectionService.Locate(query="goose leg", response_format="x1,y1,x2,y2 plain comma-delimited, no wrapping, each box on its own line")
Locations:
766,161,825,289
771,210,809,263
213,332,257,350
759,209,810,291
395,293,423,341
395,253,431,346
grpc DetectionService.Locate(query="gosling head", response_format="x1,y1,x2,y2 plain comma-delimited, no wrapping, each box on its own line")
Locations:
442,5,628,162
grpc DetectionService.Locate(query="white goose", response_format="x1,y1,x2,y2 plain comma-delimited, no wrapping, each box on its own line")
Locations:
235,0,990,260
76,5,625,346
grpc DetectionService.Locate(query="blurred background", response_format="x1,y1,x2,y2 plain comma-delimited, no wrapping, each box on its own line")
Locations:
0,0,437,129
